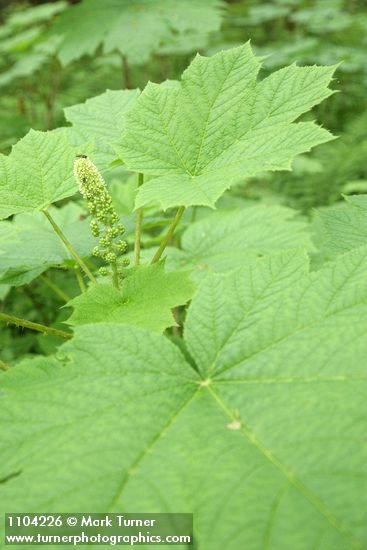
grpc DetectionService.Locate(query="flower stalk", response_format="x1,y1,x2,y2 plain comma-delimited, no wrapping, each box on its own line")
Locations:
74,156,129,288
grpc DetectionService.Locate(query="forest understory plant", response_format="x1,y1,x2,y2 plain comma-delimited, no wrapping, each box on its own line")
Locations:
1,42,367,549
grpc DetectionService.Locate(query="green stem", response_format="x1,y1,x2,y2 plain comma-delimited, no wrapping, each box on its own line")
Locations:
42,209,96,283
41,274,71,303
0,312,72,340
134,173,144,266
151,206,185,264
122,55,132,89
75,268,86,293
112,262,120,289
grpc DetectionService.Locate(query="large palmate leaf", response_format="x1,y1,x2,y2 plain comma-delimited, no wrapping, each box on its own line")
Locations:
165,204,312,278
0,203,97,286
64,89,140,167
1,247,367,548
66,262,195,332
118,43,336,210
317,194,367,256
0,130,77,219
53,0,224,66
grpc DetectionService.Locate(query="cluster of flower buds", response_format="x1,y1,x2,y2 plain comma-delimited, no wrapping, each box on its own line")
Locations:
74,156,129,278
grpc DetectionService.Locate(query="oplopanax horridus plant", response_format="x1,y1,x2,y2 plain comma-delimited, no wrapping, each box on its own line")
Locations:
1,43,366,549
1,249,367,548
117,43,336,210
52,0,225,66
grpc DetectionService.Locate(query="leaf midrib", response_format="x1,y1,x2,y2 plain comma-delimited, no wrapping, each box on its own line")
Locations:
206,385,364,549
103,373,363,548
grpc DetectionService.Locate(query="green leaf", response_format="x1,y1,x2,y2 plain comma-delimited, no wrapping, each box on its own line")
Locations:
64,89,140,167
1,246,367,547
0,203,97,286
53,0,224,66
165,205,312,278
0,130,77,220
66,262,196,332
0,27,42,53
317,194,367,257
0,53,47,88
118,44,336,210
7,1,67,28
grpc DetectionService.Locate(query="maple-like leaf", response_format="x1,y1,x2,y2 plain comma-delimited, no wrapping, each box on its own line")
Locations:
0,130,77,220
64,89,140,167
317,194,367,256
53,0,224,66
66,262,196,332
165,204,312,278
1,248,367,547
117,43,336,210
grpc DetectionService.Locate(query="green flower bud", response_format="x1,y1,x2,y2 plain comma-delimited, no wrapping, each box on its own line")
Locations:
121,258,130,267
90,220,100,237
99,267,109,277
74,157,129,280
74,157,106,199
109,227,119,238
99,236,111,247
105,252,117,263
116,240,127,252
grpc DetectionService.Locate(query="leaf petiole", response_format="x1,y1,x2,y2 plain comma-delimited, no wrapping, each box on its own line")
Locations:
75,267,87,293
42,208,96,284
151,206,185,263
40,274,71,303
134,173,144,266
0,312,72,340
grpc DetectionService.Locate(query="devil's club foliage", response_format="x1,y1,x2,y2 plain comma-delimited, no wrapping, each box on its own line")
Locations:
1,40,365,548
67,262,195,332
0,203,97,286
1,248,367,547
118,43,336,209
53,0,224,66
165,204,311,277
0,130,77,219
64,89,140,167
318,194,367,257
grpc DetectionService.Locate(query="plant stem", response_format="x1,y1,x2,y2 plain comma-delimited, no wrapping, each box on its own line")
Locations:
42,209,96,283
112,262,120,289
44,56,61,130
151,206,185,264
41,274,71,303
134,173,144,266
122,55,132,89
75,268,86,293
0,312,72,340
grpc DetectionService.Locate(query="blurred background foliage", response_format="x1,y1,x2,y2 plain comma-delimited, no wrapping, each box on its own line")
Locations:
0,0,367,362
